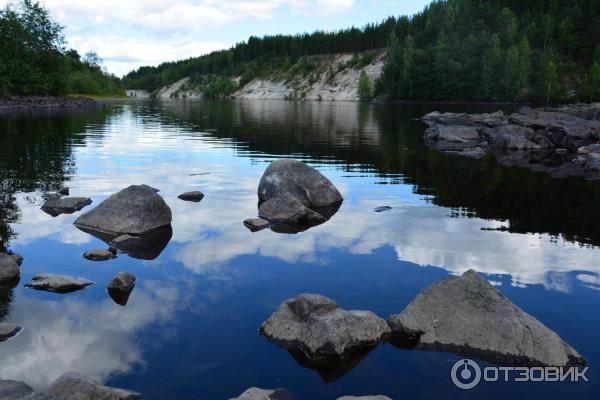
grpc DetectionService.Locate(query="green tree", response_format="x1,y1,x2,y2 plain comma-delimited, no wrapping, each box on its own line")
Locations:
504,45,521,99
379,31,402,97
542,54,559,103
481,34,503,99
517,38,532,95
357,69,372,101
587,61,600,102
400,34,416,98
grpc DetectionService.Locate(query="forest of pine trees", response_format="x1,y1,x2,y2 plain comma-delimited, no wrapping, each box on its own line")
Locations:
123,0,600,103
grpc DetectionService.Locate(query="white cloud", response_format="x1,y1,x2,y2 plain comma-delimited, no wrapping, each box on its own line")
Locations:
68,35,228,76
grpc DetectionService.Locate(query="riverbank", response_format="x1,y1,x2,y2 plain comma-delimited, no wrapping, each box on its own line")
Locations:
0,96,104,111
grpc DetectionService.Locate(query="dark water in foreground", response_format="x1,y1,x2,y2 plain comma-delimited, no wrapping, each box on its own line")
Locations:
0,100,598,399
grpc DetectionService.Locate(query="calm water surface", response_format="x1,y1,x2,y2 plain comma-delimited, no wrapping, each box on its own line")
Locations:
0,100,598,399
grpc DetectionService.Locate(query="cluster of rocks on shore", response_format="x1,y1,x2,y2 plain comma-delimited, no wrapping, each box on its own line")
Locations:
0,96,103,111
421,103,600,179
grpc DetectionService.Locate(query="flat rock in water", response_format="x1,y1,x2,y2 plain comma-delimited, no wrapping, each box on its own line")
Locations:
260,293,390,360
48,373,139,400
0,254,20,281
25,274,94,294
41,197,92,217
178,191,204,202
243,218,270,232
373,206,392,212
387,270,585,367
83,249,115,261
74,184,172,236
229,387,294,400
0,323,22,342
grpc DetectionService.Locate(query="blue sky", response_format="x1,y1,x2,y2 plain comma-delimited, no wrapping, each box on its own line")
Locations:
1,0,432,76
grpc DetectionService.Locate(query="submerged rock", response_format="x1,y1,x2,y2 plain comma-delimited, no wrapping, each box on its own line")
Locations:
25,274,94,294
178,191,204,202
387,270,585,367
0,323,22,342
48,373,139,400
0,379,53,400
243,218,270,232
260,293,390,360
256,159,343,231
373,206,392,212
229,387,295,400
41,197,92,217
74,184,172,237
107,272,136,306
0,254,20,281
83,249,115,261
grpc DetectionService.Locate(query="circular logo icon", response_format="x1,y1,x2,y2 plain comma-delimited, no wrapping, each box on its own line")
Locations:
451,359,481,389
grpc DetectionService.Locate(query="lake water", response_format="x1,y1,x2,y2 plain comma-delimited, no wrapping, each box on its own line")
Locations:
0,99,598,399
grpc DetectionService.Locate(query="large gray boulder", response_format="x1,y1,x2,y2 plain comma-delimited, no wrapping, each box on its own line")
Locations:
387,270,585,367
258,159,342,208
74,185,172,237
0,380,55,400
0,323,22,342
229,387,294,400
0,254,20,281
260,293,390,360
41,197,92,217
48,373,139,400
25,274,94,294
256,160,342,229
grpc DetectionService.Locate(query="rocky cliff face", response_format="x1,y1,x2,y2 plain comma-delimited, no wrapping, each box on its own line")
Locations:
139,52,384,101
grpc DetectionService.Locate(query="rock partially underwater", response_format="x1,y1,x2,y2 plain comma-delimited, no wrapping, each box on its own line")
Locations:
48,373,139,400
41,197,92,217
260,293,389,381
74,185,173,260
107,271,136,306
25,274,94,294
248,159,343,233
387,270,585,367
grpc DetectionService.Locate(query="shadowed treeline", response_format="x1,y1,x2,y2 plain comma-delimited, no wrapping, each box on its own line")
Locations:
140,99,600,247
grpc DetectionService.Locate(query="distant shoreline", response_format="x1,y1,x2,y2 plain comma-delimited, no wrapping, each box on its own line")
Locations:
0,96,105,111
